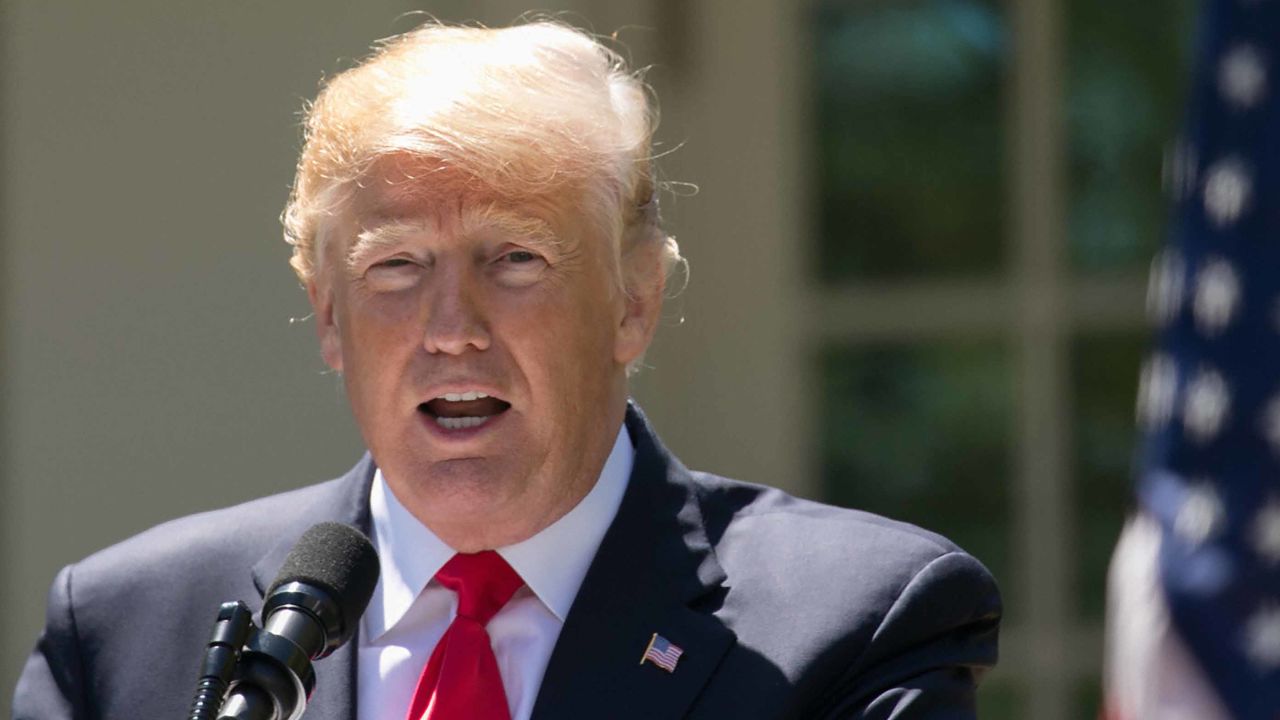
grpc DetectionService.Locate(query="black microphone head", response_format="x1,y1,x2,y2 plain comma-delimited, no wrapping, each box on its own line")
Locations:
266,522,380,652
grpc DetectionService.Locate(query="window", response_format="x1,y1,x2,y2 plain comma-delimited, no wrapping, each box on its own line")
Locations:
810,0,1192,715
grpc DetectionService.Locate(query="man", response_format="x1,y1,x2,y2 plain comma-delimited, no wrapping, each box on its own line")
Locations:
13,20,1000,719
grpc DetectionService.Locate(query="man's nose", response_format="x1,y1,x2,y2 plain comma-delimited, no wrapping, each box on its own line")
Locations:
422,271,491,355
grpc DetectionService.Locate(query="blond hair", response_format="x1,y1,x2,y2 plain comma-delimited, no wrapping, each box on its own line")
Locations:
281,20,681,293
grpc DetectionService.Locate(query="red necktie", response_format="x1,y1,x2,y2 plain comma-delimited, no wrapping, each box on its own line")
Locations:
405,551,524,720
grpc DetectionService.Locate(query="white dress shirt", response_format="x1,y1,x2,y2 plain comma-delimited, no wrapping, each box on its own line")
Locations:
357,425,634,720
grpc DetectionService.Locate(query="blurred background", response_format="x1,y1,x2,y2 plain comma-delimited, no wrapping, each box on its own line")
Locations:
0,0,1196,717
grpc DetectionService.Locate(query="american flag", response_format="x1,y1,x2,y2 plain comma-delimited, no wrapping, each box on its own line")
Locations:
641,633,683,673
1104,1,1280,718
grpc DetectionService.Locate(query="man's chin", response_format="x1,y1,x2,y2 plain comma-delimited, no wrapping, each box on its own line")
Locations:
385,456,526,516
402,484,543,551
389,454,510,491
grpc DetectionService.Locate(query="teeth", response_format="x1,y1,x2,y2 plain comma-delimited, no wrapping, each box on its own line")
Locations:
440,391,489,402
434,415,489,430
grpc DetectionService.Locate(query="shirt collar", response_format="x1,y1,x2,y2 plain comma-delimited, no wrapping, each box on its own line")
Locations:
498,425,633,621
364,423,634,640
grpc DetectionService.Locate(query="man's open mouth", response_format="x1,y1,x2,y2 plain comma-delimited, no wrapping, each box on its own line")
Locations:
418,391,512,430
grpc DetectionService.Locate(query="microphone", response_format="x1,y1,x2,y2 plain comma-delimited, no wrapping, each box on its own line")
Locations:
216,522,380,720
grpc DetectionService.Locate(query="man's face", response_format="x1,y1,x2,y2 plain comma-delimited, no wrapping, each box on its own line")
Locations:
309,167,658,551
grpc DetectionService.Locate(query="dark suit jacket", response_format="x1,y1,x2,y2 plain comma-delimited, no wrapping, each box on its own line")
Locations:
13,405,1001,719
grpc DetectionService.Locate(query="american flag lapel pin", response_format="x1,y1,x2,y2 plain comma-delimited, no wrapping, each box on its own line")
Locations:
640,632,684,673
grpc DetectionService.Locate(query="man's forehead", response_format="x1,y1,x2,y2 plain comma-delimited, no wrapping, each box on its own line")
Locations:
350,156,570,230
353,188,562,241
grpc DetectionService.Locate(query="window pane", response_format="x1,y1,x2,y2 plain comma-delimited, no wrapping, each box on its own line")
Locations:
978,677,1024,720
819,340,1012,600
812,0,1007,281
1070,332,1147,621
1066,0,1194,273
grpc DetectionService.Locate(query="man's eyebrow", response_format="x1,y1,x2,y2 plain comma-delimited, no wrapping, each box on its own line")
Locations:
344,207,566,272
345,221,428,272
465,206,563,252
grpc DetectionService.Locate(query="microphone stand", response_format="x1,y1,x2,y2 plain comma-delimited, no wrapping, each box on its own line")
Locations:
187,602,253,720
185,599,319,720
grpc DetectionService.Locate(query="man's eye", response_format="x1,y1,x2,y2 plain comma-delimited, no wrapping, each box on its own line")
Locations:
493,249,547,287
377,258,416,268
362,257,421,291
504,250,539,264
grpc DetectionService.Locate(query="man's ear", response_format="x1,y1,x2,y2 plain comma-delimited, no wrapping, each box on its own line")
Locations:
614,243,666,368
307,277,344,372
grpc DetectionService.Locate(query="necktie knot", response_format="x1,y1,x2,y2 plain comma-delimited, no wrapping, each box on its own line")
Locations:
435,551,522,624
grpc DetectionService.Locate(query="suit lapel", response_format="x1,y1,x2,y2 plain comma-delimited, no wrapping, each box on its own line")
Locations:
248,455,376,720
530,405,737,720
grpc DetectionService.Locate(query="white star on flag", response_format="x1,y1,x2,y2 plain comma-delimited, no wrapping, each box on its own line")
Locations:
1203,158,1252,227
1137,354,1179,430
1219,44,1268,109
1252,500,1280,565
1147,249,1186,326
1175,482,1226,545
1193,258,1241,335
1244,605,1280,669
1183,368,1230,442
